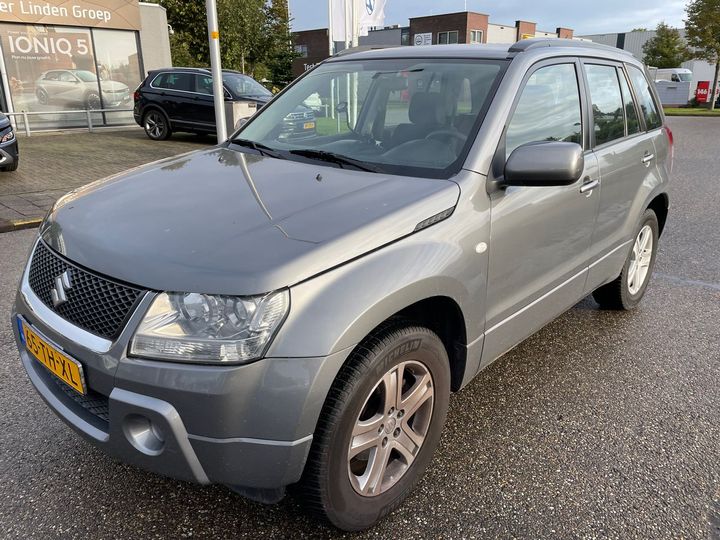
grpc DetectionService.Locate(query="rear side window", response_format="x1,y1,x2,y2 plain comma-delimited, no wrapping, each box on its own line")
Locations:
153,72,193,92
195,74,213,95
618,69,641,135
585,64,625,146
505,63,582,158
627,66,662,130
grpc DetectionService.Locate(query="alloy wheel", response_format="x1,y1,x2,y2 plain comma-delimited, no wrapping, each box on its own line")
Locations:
145,112,165,139
347,360,434,496
628,224,653,295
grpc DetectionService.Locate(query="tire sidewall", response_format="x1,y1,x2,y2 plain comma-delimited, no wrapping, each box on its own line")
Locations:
620,209,659,308
322,329,450,531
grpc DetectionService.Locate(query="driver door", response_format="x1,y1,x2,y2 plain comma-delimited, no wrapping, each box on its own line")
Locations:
481,60,600,366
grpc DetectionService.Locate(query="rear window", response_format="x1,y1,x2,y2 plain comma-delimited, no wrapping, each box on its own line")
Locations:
153,72,193,92
627,66,662,130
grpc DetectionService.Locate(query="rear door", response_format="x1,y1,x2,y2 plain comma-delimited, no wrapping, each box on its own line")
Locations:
481,59,600,365
150,72,195,125
582,61,662,291
191,74,218,128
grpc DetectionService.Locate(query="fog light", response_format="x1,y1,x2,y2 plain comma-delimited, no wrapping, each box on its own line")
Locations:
123,414,165,456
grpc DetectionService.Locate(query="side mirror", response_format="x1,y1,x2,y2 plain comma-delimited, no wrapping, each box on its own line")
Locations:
504,141,584,187
336,101,348,115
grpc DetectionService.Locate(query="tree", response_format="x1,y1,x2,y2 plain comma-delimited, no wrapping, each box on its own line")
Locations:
147,0,298,86
642,22,691,68
264,0,299,85
686,0,720,109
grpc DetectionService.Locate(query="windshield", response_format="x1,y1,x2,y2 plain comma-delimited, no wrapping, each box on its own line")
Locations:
224,73,271,97
678,72,692,82
74,70,98,82
235,58,506,178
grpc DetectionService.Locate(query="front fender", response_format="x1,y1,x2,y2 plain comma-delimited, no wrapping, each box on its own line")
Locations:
266,230,483,360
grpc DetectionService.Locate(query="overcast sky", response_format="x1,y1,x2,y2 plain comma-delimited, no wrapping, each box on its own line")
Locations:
288,0,688,36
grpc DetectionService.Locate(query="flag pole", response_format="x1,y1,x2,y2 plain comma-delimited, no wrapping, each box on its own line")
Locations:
205,0,227,141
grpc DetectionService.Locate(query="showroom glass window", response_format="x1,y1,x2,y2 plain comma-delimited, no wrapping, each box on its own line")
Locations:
0,23,101,129
91,29,141,125
0,23,141,129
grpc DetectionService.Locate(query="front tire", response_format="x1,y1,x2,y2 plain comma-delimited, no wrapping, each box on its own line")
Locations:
593,208,659,310
301,322,450,531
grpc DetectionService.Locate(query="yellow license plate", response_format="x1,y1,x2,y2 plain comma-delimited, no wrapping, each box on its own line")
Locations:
22,320,85,395
304,122,315,129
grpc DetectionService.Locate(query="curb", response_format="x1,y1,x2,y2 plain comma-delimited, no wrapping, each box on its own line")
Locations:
0,217,42,234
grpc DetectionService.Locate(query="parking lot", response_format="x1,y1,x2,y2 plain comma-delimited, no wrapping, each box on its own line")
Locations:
0,117,718,539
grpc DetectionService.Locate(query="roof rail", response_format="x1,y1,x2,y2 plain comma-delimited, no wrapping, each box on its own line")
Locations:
334,44,402,57
509,37,632,56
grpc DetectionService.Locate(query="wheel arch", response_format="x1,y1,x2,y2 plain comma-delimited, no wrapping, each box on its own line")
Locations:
647,192,669,236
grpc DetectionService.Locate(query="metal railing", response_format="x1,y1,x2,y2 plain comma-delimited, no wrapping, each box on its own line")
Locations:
4,108,134,137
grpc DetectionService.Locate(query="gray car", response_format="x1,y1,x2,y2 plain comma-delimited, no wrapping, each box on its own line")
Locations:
11,39,671,531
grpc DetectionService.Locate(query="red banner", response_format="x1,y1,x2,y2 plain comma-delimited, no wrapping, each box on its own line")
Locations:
696,81,710,103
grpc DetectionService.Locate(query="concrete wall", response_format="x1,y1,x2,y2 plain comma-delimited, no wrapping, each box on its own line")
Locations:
535,30,556,38
359,27,402,46
486,23,516,43
139,2,172,73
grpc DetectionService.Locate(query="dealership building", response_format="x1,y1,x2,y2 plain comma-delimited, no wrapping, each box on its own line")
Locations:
0,0,171,130
292,11,573,77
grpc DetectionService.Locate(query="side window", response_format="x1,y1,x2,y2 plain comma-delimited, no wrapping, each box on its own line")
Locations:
618,69,641,135
153,73,193,92
59,72,76,83
585,64,625,146
44,72,59,81
195,75,213,95
627,66,662,130
505,63,582,158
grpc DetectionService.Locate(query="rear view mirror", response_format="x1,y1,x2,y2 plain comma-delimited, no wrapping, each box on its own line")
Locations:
504,142,584,187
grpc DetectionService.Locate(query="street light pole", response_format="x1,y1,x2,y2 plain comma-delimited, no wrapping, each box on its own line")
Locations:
206,0,227,141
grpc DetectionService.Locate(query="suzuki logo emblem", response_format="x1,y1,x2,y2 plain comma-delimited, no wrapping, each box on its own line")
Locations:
51,270,73,307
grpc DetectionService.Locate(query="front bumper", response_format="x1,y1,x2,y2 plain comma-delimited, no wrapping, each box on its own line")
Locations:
0,138,18,168
11,250,349,491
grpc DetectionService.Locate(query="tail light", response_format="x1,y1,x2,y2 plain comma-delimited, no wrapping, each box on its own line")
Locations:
664,124,674,146
133,90,140,101
663,124,674,173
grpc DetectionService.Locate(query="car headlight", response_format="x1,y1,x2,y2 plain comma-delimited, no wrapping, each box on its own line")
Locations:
1,129,15,143
129,290,289,364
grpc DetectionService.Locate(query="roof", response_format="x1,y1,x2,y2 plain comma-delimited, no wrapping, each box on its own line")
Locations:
327,38,634,63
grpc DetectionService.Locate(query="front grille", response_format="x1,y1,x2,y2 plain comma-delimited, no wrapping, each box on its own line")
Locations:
28,241,144,340
51,375,110,423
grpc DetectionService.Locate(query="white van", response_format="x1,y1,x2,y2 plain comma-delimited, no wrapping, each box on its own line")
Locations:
652,67,693,83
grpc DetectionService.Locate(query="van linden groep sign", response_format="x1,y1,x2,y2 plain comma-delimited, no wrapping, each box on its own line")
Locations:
0,0,141,30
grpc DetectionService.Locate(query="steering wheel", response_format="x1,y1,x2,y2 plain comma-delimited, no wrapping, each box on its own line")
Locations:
425,129,467,145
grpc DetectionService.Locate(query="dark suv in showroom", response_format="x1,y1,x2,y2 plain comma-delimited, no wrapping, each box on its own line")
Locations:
133,67,316,140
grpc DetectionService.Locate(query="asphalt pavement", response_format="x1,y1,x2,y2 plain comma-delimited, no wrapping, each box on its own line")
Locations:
0,117,718,539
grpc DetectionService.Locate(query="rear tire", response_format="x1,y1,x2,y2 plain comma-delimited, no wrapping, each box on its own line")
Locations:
593,208,659,310
143,109,172,141
300,321,450,531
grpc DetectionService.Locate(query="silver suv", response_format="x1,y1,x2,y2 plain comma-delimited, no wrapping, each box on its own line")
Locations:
11,40,671,531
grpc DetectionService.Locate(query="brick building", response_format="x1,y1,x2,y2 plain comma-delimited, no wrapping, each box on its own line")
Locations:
292,10,574,78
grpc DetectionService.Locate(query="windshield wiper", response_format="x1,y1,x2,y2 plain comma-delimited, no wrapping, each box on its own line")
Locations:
288,149,380,172
231,138,285,159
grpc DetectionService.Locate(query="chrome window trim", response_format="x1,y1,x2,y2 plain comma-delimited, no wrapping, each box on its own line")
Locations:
149,71,233,100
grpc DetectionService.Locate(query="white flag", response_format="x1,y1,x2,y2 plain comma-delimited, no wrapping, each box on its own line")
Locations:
330,0,348,42
358,0,387,36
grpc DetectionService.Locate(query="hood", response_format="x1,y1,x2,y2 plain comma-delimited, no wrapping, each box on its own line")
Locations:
99,80,129,92
41,146,460,295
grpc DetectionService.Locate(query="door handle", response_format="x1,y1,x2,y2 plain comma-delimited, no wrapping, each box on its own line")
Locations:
641,153,655,164
579,177,600,194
